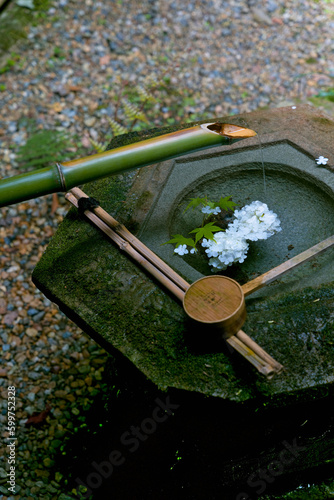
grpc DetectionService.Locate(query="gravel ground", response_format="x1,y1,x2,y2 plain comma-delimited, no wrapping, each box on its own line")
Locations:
0,0,334,499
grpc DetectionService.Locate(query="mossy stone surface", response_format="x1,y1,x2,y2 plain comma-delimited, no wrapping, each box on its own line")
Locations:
32,105,334,405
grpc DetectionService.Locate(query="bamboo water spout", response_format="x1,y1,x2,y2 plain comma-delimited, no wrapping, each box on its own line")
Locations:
0,123,256,208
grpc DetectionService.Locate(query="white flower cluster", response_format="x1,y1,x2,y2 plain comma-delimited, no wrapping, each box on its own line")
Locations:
202,201,281,270
202,233,249,269
229,201,282,241
201,205,221,215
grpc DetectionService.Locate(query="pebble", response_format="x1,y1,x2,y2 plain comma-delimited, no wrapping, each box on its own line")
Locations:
27,392,36,402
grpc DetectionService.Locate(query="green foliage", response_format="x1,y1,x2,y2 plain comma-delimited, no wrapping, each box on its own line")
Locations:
91,70,181,153
315,88,334,102
0,53,22,74
165,195,236,254
183,197,208,213
53,45,66,59
217,195,238,211
89,139,107,154
183,195,237,214
106,117,128,137
33,0,51,9
190,222,221,244
16,129,73,170
122,98,149,124
164,234,196,249
136,84,157,103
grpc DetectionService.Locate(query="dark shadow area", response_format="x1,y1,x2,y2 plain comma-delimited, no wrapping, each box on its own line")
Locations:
55,357,334,500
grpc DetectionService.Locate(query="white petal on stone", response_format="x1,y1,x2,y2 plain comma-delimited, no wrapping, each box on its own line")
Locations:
315,156,328,165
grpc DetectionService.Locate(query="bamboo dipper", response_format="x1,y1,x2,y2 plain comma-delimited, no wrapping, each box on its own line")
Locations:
183,276,246,338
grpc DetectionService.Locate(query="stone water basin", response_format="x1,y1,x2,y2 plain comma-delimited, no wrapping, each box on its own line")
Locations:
32,108,334,402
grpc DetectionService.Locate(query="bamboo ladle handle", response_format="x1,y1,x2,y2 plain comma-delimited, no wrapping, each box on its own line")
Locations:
242,235,334,297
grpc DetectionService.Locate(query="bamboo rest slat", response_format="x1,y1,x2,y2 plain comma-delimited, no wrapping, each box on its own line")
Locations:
85,194,189,293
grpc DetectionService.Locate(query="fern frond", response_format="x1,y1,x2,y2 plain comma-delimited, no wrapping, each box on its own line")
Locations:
89,139,108,153
136,85,156,103
106,117,128,137
144,74,169,91
144,75,160,88
122,99,148,124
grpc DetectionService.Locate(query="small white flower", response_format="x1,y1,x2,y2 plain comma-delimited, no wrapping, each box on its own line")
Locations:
190,248,197,254
201,205,221,215
174,244,189,256
291,106,296,109
315,156,329,165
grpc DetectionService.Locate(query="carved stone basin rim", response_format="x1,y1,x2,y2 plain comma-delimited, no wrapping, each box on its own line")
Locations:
138,141,334,298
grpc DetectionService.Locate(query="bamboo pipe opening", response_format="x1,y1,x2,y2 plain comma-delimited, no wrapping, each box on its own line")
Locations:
203,123,257,138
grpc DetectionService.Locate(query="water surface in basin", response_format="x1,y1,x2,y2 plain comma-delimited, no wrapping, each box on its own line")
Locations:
169,163,334,288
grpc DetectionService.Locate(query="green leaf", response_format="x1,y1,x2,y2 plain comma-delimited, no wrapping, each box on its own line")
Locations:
183,197,207,213
206,200,216,209
163,234,196,248
136,85,157,103
189,222,222,244
217,196,238,212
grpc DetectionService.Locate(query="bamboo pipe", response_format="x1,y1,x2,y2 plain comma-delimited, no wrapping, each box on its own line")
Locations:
0,123,256,208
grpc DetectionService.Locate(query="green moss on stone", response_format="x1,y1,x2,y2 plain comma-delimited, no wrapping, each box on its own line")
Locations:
312,116,334,127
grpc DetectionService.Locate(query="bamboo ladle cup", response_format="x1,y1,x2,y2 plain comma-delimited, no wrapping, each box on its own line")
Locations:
183,275,246,338
66,187,334,378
